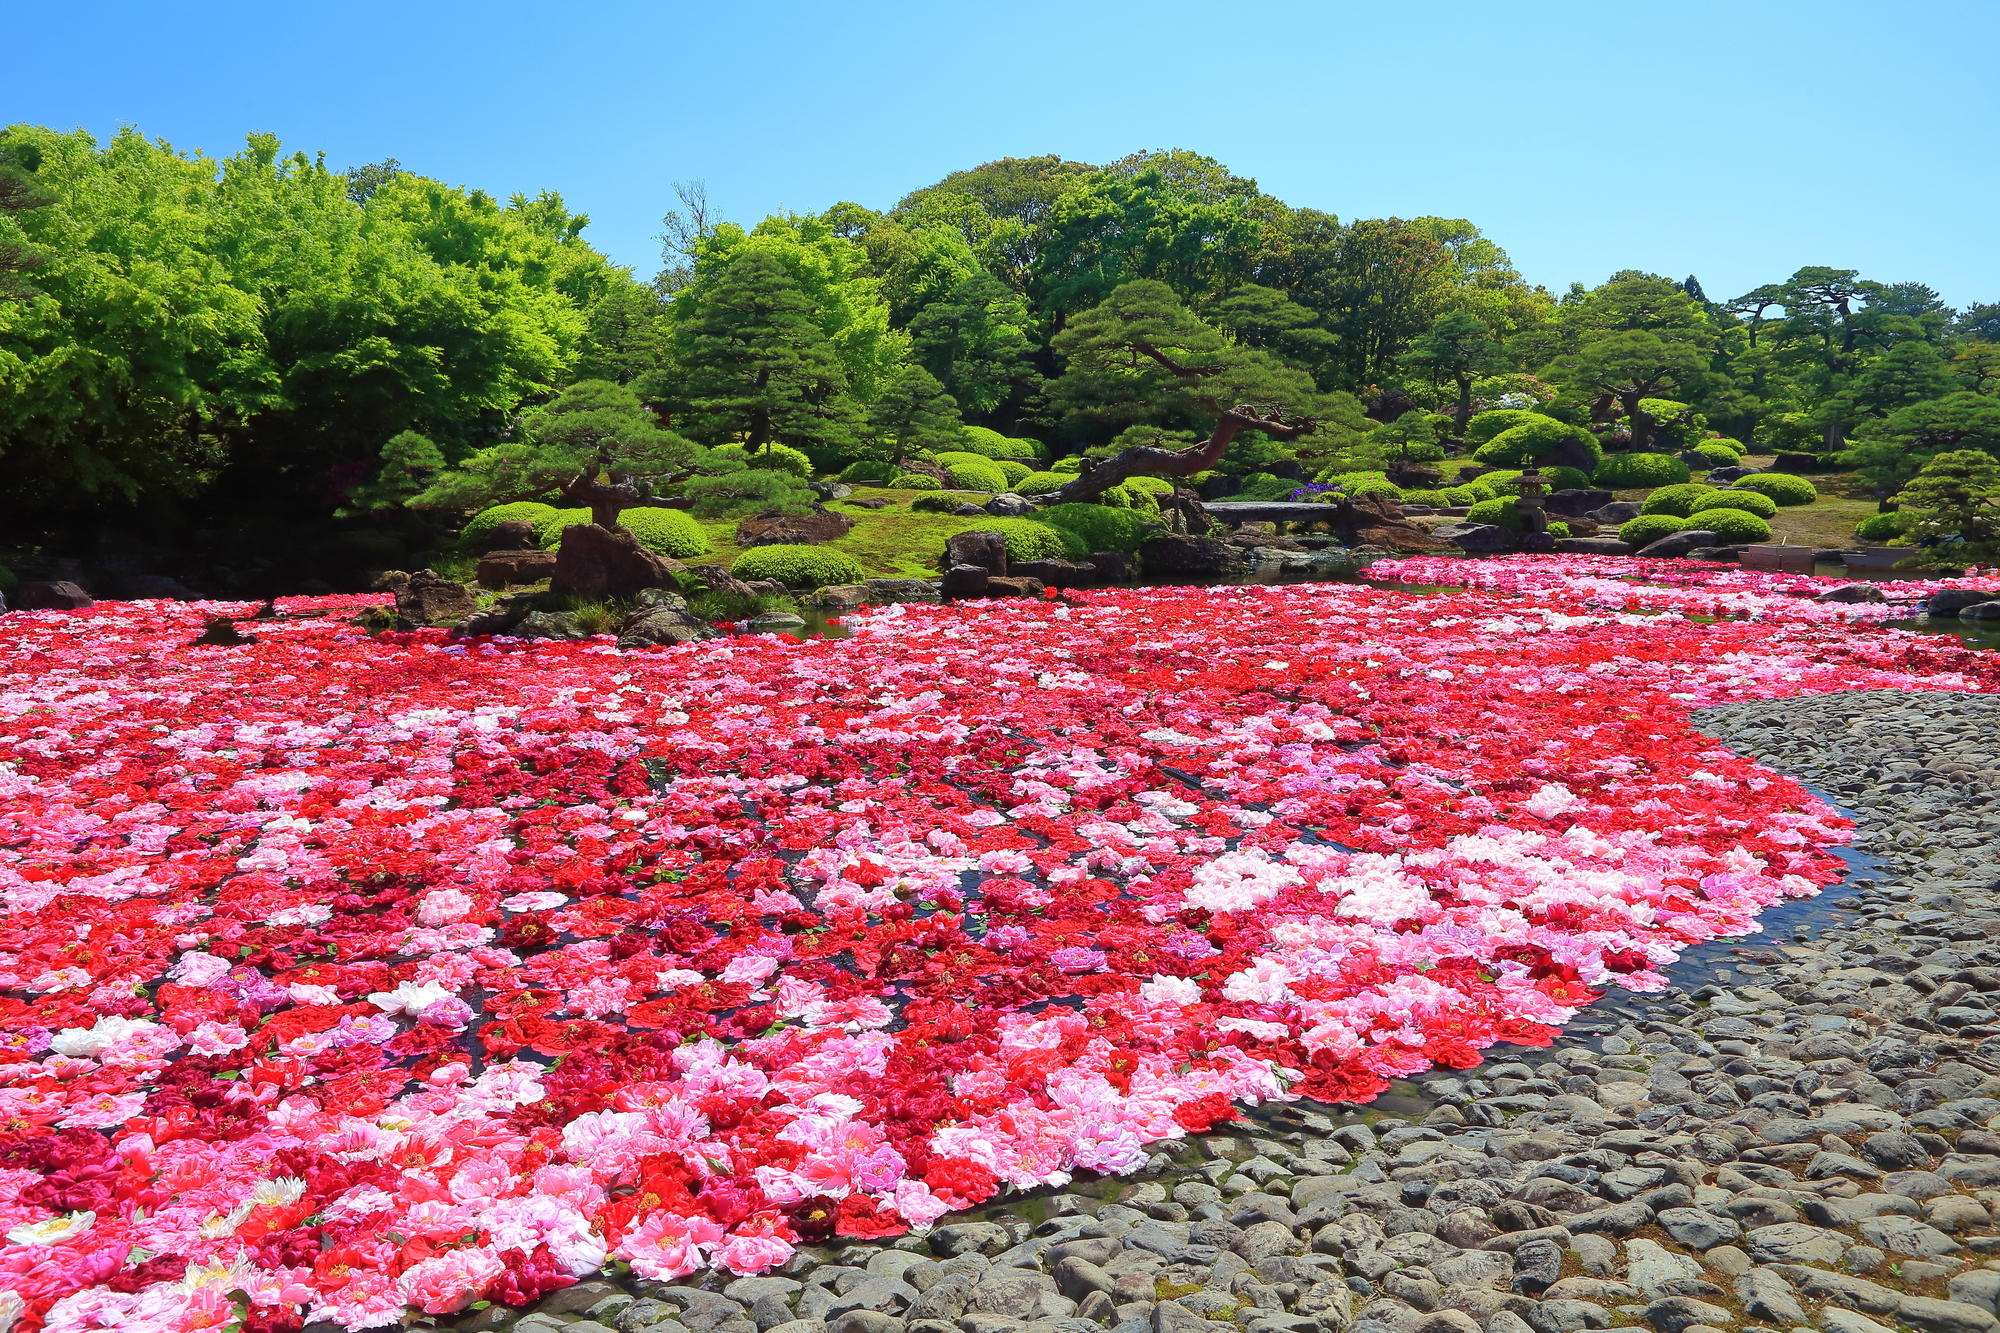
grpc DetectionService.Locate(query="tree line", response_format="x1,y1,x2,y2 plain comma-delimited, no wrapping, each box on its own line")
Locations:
3,129,1997,557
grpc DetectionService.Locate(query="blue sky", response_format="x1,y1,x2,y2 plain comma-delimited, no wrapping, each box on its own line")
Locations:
9,0,1997,308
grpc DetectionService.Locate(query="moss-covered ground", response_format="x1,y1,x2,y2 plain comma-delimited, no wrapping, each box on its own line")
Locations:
687,490,1015,580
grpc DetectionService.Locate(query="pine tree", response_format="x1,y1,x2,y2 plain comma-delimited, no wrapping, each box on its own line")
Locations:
865,365,964,467
907,272,1038,417
669,249,860,452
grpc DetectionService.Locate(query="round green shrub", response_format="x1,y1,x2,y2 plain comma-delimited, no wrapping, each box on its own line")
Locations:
1235,473,1297,501
1096,485,1133,508
534,507,595,546
711,442,813,478
1536,465,1594,492
1547,521,1571,540
1014,471,1068,497
1465,498,1526,531
1733,473,1819,506
1689,489,1779,519
1121,475,1177,496
730,545,867,588
957,426,1049,462
1692,508,1773,543
1618,514,1688,546
982,517,1080,561
1641,484,1719,517
1466,409,1544,445
617,508,711,558
464,501,560,545
1050,456,1083,474
1705,437,1748,456
1347,478,1405,501
1690,442,1742,468
943,459,1008,492
893,473,944,491
1855,512,1908,541
1032,504,1152,555
1443,484,1484,505
1594,452,1693,489
994,460,1032,488
838,460,900,484
910,494,966,513
1475,418,1602,471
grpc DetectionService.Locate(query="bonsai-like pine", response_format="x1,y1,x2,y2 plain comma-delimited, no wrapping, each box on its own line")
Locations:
404,379,699,528
1400,312,1512,433
1552,331,1706,451
1893,450,2000,571
1040,280,1328,506
863,364,965,470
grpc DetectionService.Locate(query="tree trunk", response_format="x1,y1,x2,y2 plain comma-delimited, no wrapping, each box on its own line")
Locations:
1045,407,1310,507
1454,373,1473,432
1621,392,1653,450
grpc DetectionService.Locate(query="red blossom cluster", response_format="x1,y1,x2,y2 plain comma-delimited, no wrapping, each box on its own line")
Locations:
1,580,1995,1332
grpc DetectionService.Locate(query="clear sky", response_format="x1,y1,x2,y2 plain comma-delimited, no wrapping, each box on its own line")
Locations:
9,0,1997,309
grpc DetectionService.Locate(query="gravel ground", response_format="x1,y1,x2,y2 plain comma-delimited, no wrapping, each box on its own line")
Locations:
435,689,2000,1333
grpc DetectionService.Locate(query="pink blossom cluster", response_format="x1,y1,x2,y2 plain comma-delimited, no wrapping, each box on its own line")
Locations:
1,583,1995,1332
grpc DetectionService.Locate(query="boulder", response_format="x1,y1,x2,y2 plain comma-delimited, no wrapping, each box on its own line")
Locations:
1734,1269,1808,1325
1638,1298,1730,1333
811,584,871,611
1546,488,1614,517
984,576,1046,599
1200,473,1242,499
1685,547,1743,562
514,609,586,641
1930,590,2000,616
620,604,714,647
477,519,540,552
951,503,985,516
1589,501,1643,523
683,564,759,599
1819,583,1889,603
1349,490,1452,550
1745,1221,1849,1264
477,549,559,585
1772,451,1825,474
864,578,941,605
1555,537,1633,556
1708,465,1762,483
940,565,990,598
736,509,855,548
1088,551,1137,582
551,524,685,599
1964,600,2000,620
1635,530,1720,558
810,481,853,501
1011,559,1097,587
1654,1208,1738,1250
1438,524,1515,554
1139,534,1240,576
1899,1296,2000,1333
984,493,1032,517
1385,466,1445,490
945,531,1010,575
14,580,93,610
395,570,476,624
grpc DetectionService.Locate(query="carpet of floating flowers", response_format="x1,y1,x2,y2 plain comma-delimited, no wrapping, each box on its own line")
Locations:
1374,554,2000,620
5,578,2000,1332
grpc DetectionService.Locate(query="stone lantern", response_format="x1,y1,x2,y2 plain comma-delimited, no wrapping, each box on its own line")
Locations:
1514,468,1550,535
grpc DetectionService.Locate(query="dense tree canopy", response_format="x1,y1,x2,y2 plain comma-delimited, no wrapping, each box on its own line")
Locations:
1,125,1994,570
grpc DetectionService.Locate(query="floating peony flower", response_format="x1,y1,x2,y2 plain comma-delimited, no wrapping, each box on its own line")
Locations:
8,1211,94,1246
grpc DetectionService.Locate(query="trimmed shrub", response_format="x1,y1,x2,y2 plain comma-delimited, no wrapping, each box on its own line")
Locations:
1122,474,1177,496
730,545,867,588
1689,489,1779,519
1855,512,1908,541
1466,409,1544,445
534,508,595,546
838,460,900,484
958,426,1049,462
911,494,970,513
1475,418,1602,471
1733,473,1819,506
1695,508,1773,543
1594,452,1693,489
712,442,813,478
1537,465,1594,491
1547,521,1571,540
617,508,711,558
464,501,559,545
943,459,1008,492
1618,514,1687,546
681,469,816,519
892,473,943,491
1640,484,1719,517
994,460,1032,488
1690,442,1742,468
1443,484,1484,505
1465,498,1526,532
1706,437,1748,456
1032,504,1153,554
1050,456,1083,474
982,518,1079,561
1014,471,1068,497
1236,473,1297,501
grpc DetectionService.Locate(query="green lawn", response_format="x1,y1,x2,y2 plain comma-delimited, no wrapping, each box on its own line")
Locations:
687,490,1014,580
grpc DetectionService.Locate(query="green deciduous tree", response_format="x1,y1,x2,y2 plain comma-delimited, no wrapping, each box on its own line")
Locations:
408,379,698,528
907,271,1039,417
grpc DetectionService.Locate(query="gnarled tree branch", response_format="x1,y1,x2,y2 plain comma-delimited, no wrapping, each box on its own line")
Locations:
1044,403,1316,507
